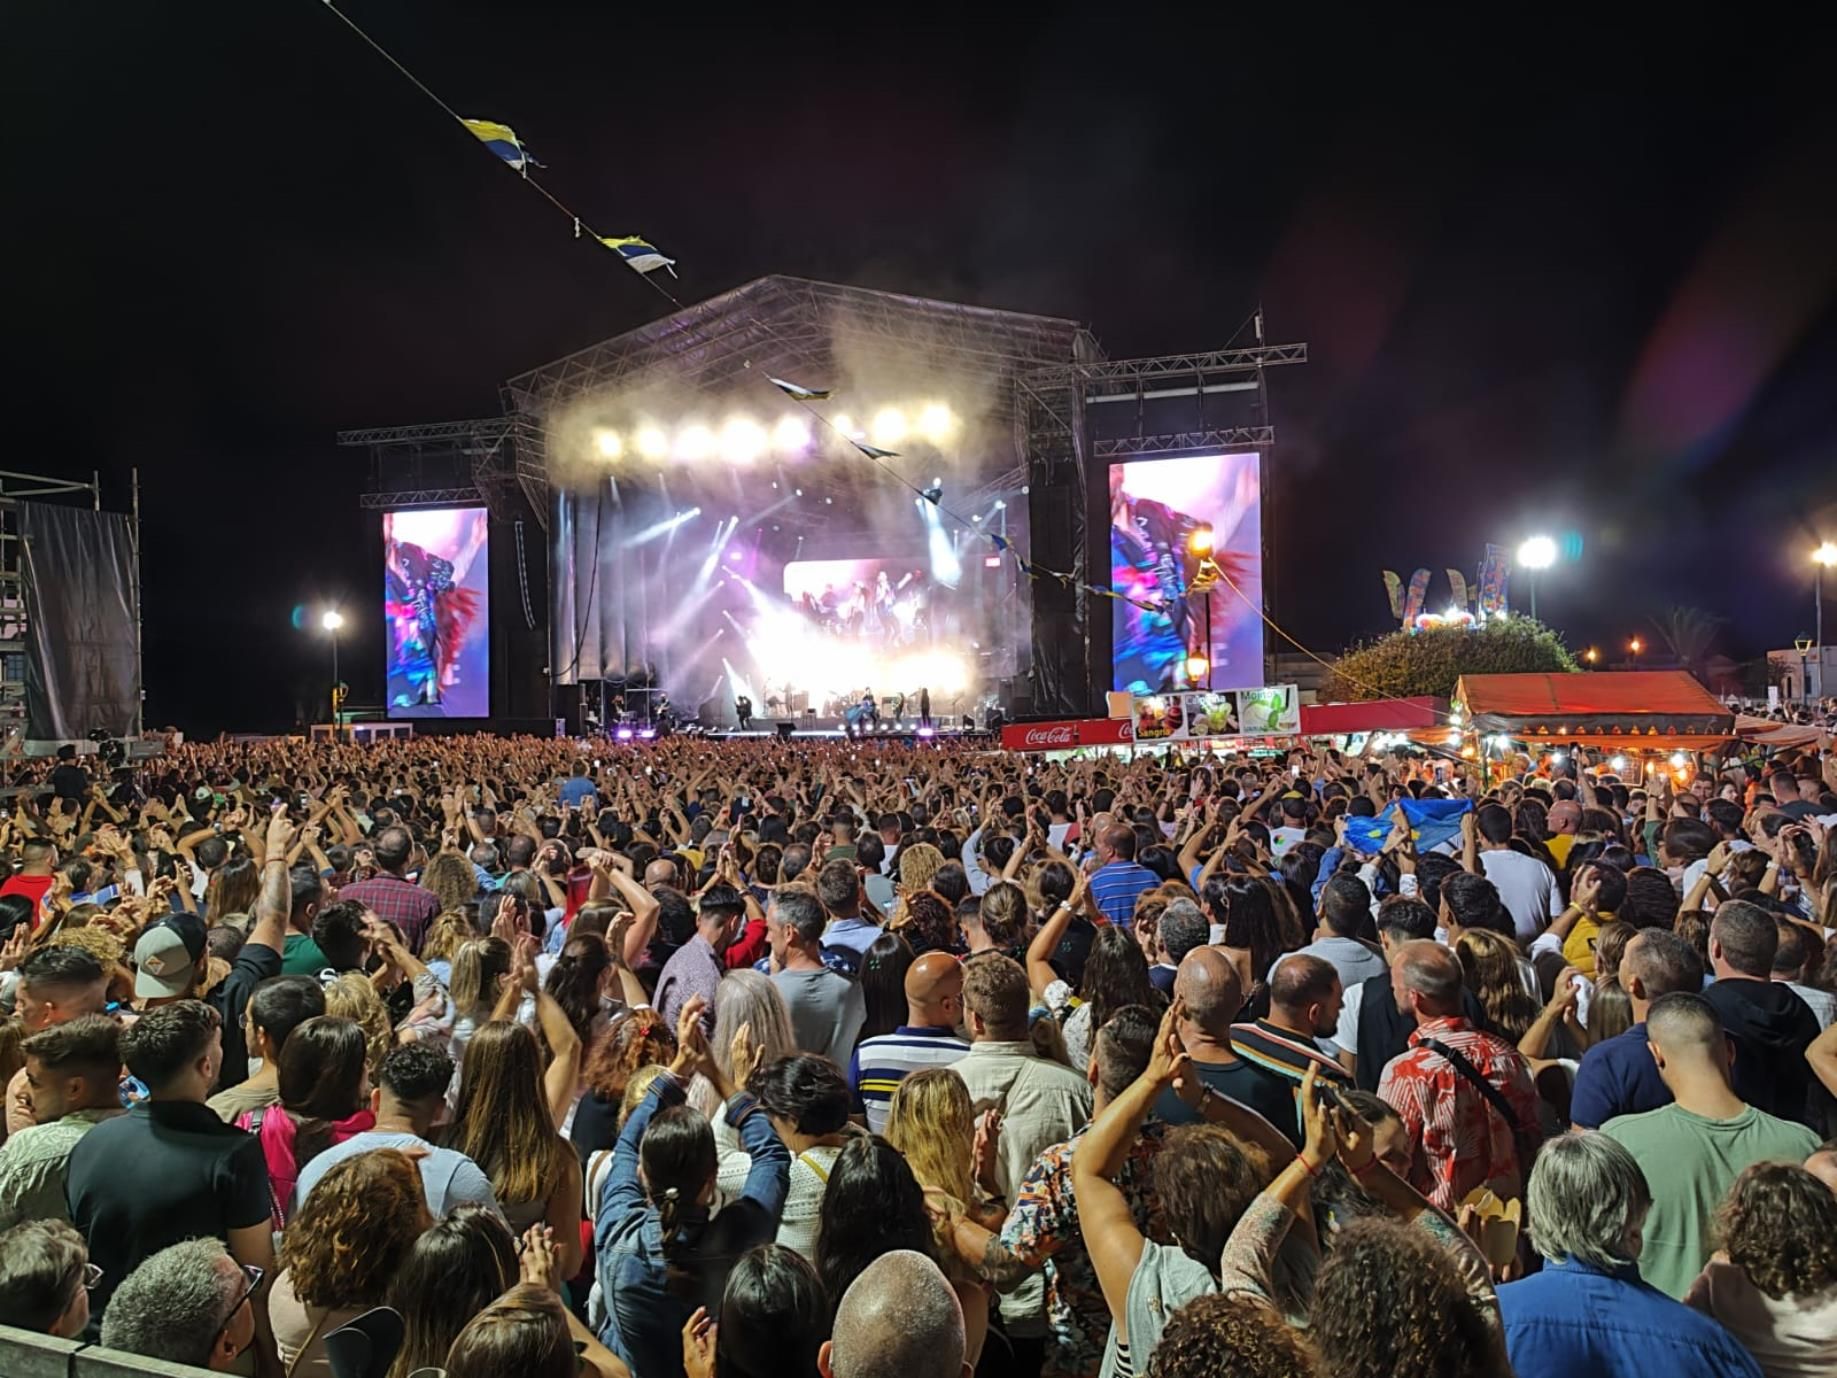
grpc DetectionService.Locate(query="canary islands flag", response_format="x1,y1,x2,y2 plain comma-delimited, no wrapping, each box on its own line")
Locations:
462,119,541,170
1342,797,1472,856
600,236,677,277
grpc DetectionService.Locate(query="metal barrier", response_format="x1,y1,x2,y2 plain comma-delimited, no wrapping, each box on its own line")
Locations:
0,1326,217,1378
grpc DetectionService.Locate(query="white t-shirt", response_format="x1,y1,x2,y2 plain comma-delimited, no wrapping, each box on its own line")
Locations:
1479,849,1562,942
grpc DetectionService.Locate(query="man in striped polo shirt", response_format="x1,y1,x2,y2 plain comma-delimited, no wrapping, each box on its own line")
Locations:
1086,825,1158,928
848,951,968,1133
1230,953,1353,1141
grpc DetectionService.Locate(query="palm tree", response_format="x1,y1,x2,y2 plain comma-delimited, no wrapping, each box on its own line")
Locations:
1650,606,1723,674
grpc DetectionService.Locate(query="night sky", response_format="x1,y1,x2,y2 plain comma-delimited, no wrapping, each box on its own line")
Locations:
9,6,1837,734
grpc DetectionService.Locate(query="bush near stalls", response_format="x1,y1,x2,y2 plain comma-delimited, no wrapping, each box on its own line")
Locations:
1322,618,1580,703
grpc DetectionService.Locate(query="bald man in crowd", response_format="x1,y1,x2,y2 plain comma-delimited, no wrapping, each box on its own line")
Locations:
1378,939,1541,1212
848,950,969,1133
819,1249,968,1378
1154,947,1297,1142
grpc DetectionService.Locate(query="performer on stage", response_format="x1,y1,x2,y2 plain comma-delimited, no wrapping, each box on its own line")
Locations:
735,694,754,731
918,686,932,728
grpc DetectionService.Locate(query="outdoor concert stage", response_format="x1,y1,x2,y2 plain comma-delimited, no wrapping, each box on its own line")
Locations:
345,275,1304,733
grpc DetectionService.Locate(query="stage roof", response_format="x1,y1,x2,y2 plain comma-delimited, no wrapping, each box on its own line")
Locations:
1453,671,1736,747
504,275,1095,421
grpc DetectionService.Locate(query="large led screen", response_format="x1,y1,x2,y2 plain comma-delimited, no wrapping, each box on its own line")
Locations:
385,507,489,718
1109,453,1262,693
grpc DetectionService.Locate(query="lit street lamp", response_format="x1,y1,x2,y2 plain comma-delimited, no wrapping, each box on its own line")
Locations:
1516,535,1557,621
321,609,344,738
1814,542,1837,659
1187,524,1217,689
1628,636,1643,667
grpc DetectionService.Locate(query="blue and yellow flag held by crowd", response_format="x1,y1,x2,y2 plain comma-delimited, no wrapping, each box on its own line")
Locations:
1342,797,1473,856
462,119,541,170
599,236,677,277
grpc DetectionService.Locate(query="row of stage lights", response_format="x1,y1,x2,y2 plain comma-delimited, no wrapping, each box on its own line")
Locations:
590,402,959,468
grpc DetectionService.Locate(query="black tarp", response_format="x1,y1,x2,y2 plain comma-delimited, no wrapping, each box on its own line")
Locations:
20,502,138,739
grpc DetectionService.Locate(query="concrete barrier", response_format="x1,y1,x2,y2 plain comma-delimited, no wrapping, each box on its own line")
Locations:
0,1327,217,1378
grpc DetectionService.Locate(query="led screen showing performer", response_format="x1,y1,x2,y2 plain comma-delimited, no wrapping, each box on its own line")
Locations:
1109,453,1262,693
384,507,489,718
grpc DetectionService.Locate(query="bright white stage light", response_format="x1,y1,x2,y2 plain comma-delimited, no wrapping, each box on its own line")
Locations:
832,414,862,440
720,417,766,466
636,426,668,461
870,407,908,447
772,415,811,454
320,609,344,632
595,429,624,460
993,499,1006,510
917,402,955,443
676,424,714,462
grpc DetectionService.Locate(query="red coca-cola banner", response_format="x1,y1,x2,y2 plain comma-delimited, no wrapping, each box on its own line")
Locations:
1000,718,1136,752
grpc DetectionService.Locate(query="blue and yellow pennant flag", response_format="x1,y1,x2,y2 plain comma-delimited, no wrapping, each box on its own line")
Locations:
599,236,677,277
1343,797,1473,856
462,119,541,170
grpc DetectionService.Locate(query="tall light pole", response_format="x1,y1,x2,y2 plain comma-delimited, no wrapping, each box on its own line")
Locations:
1814,542,1837,679
1516,535,1557,622
321,609,344,738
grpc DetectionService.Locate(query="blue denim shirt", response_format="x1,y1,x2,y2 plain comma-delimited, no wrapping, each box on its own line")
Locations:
595,1072,789,1378
1498,1256,1763,1378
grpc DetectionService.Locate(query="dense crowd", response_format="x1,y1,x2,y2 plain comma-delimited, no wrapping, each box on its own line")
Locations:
0,732,1833,1378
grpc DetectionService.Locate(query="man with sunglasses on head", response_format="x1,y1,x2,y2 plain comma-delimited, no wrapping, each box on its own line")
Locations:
100,1237,258,1373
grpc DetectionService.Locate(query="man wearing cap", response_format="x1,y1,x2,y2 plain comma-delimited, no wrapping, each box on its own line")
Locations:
133,914,211,1009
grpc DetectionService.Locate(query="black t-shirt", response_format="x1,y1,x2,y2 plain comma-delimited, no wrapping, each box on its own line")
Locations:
211,940,283,1092
49,762,89,802
1152,1055,1303,1146
571,1091,621,1162
66,1100,271,1324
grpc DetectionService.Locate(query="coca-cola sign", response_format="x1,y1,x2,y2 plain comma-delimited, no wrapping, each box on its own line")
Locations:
999,718,1135,752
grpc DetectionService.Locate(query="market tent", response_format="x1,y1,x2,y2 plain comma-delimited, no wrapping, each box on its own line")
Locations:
1452,671,1735,750
1735,714,1829,750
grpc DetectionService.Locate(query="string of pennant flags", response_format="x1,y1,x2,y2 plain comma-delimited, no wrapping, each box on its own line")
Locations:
320,4,683,302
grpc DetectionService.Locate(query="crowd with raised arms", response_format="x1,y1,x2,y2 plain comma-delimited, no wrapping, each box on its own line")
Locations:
0,730,1833,1378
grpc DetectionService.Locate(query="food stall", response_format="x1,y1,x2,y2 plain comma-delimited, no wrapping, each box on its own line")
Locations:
1449,671,1737,782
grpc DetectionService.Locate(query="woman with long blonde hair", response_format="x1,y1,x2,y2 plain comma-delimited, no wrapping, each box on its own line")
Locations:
420,908,479,986
443,1021,585,1277
421,851,478,914
884,1067,981,1216
322,971,393,1083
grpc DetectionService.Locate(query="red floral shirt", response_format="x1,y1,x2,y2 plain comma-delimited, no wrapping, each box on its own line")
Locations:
1377,1015,1540,1212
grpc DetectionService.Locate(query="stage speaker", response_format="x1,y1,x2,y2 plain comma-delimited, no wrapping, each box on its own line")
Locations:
554,684,586,737
775,721,796,741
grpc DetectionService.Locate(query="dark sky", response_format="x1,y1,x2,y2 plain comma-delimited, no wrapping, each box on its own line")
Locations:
9,5,1837,734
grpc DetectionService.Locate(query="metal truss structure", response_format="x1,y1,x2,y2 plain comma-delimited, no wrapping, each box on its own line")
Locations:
338,414,547,526
1020,341,1308,449
503,275,1096,423
351,277,1094,533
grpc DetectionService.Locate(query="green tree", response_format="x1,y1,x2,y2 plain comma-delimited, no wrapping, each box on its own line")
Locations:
1322,618,1580,703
